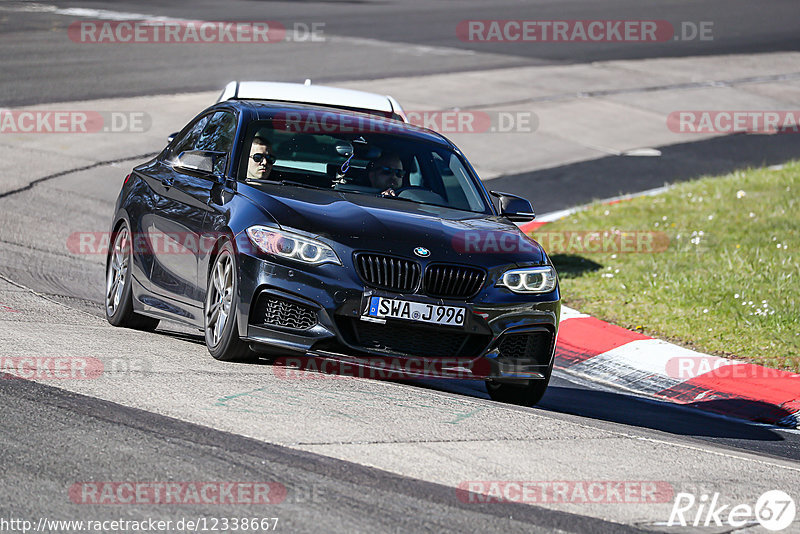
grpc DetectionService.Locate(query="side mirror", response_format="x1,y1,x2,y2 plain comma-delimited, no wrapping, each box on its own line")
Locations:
490,191,535,222
174,150,227,181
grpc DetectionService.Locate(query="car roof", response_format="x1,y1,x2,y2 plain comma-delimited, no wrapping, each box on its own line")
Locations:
218,81,405,118
222,100,451,147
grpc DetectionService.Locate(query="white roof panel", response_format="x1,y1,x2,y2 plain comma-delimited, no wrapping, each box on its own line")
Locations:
221,81,394,114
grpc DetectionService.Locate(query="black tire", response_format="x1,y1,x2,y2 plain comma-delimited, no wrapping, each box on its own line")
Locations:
486,364,552,407
105,221,160,331
204,240,254,362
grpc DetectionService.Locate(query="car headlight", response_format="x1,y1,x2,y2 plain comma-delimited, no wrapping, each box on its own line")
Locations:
246,226,341,265
497,266,557,294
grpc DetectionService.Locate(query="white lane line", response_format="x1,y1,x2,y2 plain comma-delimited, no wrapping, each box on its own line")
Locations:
1,2,476,57
521,184,675,224
0,2,175,21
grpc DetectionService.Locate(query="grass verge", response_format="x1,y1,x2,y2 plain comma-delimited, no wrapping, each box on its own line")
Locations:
532,161,799,372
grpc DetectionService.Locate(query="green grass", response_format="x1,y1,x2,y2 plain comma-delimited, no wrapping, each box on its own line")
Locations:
533,161,800,372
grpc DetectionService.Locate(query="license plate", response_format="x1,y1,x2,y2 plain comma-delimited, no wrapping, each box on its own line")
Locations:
365,297,465,326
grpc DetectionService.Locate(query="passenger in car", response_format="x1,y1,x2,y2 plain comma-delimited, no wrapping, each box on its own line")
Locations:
367,153,406,197
246,136,277,180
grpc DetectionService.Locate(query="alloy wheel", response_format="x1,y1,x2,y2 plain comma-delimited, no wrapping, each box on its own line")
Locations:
106,227,130,317
206,252,234,347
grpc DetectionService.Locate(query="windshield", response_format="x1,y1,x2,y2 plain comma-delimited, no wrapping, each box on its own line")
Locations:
239,119,492,214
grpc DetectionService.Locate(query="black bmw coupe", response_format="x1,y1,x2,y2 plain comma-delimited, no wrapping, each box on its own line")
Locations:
106,100,560,405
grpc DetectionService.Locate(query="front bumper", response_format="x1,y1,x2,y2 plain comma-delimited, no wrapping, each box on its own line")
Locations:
235,247,560,380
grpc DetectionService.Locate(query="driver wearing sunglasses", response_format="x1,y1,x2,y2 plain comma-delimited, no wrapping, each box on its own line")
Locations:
246,136,277,180
368,153,406,197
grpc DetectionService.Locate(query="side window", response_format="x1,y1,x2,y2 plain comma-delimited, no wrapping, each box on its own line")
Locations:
196,111,236,154
168,111,236,174
170,115,211,159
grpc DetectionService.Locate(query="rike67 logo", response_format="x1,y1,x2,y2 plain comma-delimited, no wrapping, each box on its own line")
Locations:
668,490,796,531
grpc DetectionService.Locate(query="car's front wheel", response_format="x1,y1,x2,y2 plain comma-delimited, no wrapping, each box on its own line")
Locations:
105,222,159,331
485,364,552,407
204,241,254,362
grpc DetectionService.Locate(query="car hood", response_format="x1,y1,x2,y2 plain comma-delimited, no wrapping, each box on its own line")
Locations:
241,184,545,265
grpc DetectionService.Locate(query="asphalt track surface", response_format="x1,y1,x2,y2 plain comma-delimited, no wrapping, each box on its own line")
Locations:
2,1,800,532
1,0,799,106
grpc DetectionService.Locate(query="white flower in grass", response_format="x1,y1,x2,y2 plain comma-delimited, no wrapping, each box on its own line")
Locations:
749,212,756,218
736,190,746,198
702,309,709,313
708,215,714,220
734,293,740,299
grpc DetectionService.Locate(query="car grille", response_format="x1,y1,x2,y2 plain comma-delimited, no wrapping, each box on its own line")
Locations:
337,318,490,359
423,264,486,299
497,331,553,365
253,295,317,330
355,253,421,292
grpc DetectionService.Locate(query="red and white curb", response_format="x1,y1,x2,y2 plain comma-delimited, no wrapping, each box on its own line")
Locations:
555,308,799,427
517,193,800,428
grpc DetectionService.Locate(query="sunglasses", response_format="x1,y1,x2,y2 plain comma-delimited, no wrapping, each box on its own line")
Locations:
377,166,406,179
251,153,277,165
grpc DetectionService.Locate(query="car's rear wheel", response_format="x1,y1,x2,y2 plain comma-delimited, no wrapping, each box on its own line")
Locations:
204,241,254,362
105,222,160,331
485,365,552,407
